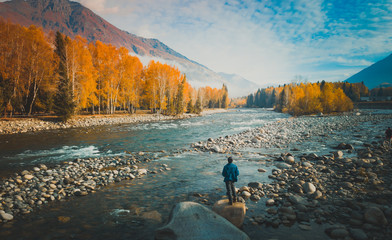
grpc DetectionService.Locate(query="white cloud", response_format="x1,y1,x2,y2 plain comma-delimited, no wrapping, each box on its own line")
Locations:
78,0,119,14
71,0,392,86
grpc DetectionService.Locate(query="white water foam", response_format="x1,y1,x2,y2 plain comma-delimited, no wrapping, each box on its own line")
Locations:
110,209,131,217
11,145,103,164
230,119,266,126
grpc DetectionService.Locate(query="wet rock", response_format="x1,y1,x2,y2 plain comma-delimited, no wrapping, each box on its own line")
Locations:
302,162,313,168
240,186,250,192
333,151,344,159
298,224,312,231
250,195,261,202
266,208,277,215
288,195,307,205
341,182,353,189
0,210,13,221
302,182,316,194
364,207,388,225
276,163,292,169
330,228,349,239
24,175,34,180
285,156,295,164
137,169,148,175
211,145,221,153
312,190,323,199
155,201,250,240
350,228,367,240
141,210,162,222
248,182,263,189
58,216,71,223
39,164,48,170
241,191,251,199
266,199,275,206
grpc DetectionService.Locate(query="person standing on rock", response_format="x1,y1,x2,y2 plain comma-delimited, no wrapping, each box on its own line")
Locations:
386,127,392,149
222,157,239,205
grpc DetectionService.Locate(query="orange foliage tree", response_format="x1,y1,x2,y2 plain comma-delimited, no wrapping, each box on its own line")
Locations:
0,21,230,118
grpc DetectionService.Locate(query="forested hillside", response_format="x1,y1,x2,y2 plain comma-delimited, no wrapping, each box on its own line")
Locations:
0,21,229,120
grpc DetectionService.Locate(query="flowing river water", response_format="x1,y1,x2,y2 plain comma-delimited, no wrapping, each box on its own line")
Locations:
1,108,382,240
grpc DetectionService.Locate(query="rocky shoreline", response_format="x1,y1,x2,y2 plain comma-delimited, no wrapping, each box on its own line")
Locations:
237,144,392,239
0,113,196,135
191,110,392,239
0,109,230,135
0,152,171,223
191,111,392,154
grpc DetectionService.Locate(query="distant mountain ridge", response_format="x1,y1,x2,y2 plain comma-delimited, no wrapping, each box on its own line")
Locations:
0,0,257,97
0,0,189,60
345,53,392,89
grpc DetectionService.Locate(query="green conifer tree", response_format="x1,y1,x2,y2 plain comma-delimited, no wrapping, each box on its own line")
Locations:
54,32,75,122
221,84,229,108
195,95,202,114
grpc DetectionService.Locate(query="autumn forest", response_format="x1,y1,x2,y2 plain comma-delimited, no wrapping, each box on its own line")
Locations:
0,20,229,120
246,81,370,116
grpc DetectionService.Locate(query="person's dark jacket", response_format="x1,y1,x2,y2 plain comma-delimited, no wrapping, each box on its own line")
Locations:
222,163,239,182
386,128,392,138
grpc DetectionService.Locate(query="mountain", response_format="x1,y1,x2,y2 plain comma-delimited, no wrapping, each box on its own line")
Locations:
0,0,256,97
217,73,260,97
345,53,392,89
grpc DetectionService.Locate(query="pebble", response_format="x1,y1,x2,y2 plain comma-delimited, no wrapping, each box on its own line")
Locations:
302,182,316,194
241,191,251,198
330,228,349,239
298,224,312,231
350,228,368,240
266,199,275,206
24,175,34,180
0,210,14,221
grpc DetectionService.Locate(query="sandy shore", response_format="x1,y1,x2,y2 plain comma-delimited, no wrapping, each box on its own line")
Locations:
0,109,228,135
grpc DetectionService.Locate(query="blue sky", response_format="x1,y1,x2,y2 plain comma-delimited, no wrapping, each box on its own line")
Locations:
63,0,392,85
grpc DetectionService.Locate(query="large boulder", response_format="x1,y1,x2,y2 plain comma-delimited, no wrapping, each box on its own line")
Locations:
155,202,249,240
212,199,246,227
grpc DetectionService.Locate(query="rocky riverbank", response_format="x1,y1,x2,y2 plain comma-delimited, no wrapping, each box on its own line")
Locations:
0,113,195,135
191,111,392,154
0,109,230,135
191,110,392,239
0,152,171,223
238,144,392,239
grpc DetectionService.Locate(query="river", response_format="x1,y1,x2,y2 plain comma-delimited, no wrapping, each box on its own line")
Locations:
5,108,386,239
0,109,305,239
